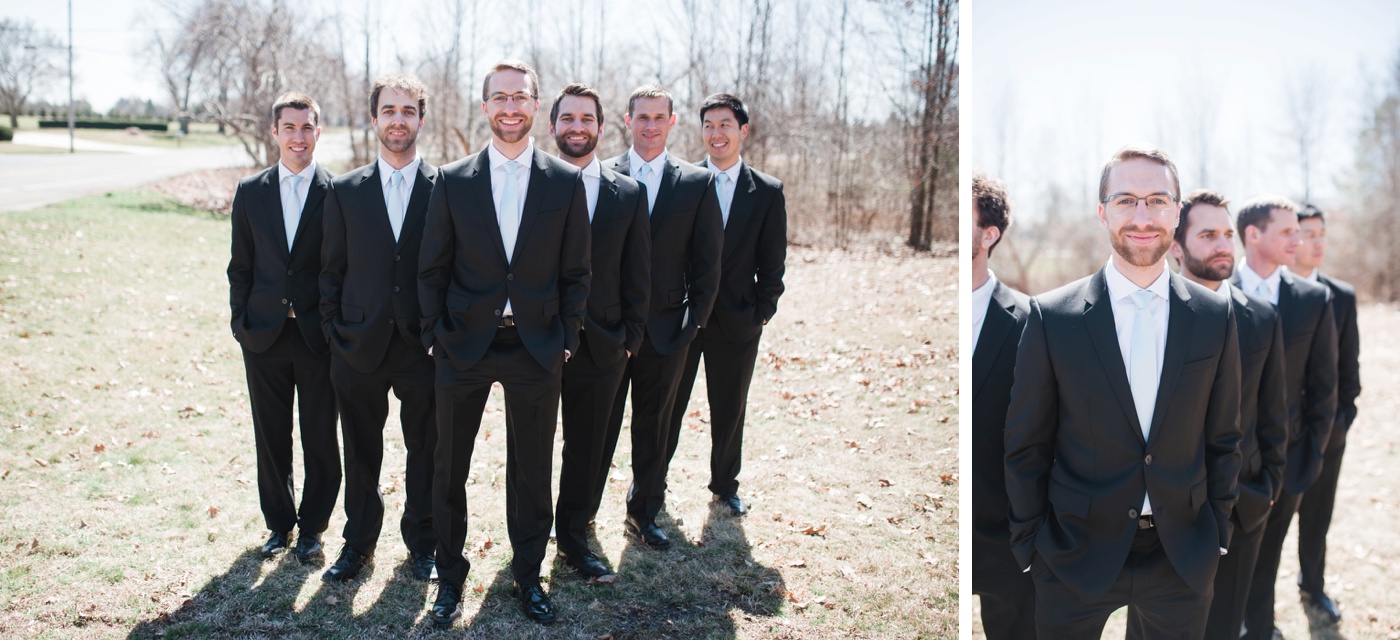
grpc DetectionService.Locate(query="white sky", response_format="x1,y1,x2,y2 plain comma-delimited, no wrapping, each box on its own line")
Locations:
967,0,1400,210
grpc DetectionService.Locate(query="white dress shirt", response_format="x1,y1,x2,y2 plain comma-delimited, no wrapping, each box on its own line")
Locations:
707,157,742,228
377,155,421,241
277,161,316,249
580,156,601,221
1237,260,1283,306
488,140,534,316
628,147,667,213
971,271,998,350
1104,259,1170,516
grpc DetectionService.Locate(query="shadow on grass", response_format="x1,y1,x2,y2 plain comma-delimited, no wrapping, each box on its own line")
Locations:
125,548,317,639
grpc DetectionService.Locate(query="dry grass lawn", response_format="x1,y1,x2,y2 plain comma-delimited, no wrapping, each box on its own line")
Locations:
0,191,957,639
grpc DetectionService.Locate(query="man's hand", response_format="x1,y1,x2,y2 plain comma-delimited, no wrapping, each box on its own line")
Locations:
564,349,571,362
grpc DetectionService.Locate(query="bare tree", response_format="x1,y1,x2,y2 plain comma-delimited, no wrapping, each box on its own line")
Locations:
1283,65,1331,203
0,19,61,128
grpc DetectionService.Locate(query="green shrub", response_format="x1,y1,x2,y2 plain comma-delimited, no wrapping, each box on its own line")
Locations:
0,125,12,142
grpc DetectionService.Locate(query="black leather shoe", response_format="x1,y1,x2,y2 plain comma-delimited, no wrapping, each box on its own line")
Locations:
715,493,748,517
293,532,323,565
430,582,463,627
560,550,617,584
1301,588,1342,623
410,551,438,582
261,531,291,558
624,515,671,549
322,546,372,582
512,580,556,623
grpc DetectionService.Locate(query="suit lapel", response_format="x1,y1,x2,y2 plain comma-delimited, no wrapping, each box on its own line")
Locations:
971,281,1015,399
1083,270,1146,441
289,167,329,256
467,151,509,264
597,167,621,226
1146,274,1195,443
259,168,292,261
1276,271,1298,333
397,161,436,248
608,154,630,177
510,149,550,262
649,156,682,222
722,164,758,260
357,164,396,244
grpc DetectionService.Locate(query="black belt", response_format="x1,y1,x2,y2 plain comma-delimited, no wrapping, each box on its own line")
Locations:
498,315,516,328
1137,514,1155,529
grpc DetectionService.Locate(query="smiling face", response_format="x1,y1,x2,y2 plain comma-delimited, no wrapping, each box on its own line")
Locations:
625,96,676,160
550,94,601,160
1250,207,1302,268
1173,203,1236,283
272,107,319,173
482,69,537,145
702,106,748,169
372,88,422,156
1098,157,1179,268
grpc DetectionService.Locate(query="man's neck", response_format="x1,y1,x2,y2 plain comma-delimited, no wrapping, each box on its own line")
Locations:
633,146,664,163
493,137,530,161
1244,252,1280,279
708,155,740,171
281,159,311,174
972,259,990,291
561,151,593,170
1111,254,1166,289
381,147,417,170
1292,265,1317,279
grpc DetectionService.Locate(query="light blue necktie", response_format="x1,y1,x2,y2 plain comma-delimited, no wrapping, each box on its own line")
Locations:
1255,280,1273,305
387,169,405,241
1128,289,1158,438
500,161,521,263
638,163,656,214
716,172,732,228
283,173,303,250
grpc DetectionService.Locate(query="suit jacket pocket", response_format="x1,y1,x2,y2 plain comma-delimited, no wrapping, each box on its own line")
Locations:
1179,356,1215,375
446,291,472,310
342,304,364,323
1048,477,1091,520
667,288,687,305
534,207,565,220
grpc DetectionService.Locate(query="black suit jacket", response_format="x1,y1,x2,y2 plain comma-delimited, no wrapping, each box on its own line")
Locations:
971,279,1031,567
581,165,651,368
1318,272,1359,451
319,160,439,373
1228,284,1289,534
1231,269,1337,494
228,163,333,355
418,147,590,374
605,152,723,355
696,159,787,342
1005,268,1242,596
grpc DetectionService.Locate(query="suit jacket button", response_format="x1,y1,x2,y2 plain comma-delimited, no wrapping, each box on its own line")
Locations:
394,254,401,262
1128,508,1139,519
1145,454,1153,465
495,309,502,317
388,318,395,325
281,298,288,305
287,269,294,276
393,286,400,293
507,273,514,281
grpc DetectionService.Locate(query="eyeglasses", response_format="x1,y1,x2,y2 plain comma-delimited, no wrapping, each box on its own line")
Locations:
1102,194,1177,214
487,92,537,107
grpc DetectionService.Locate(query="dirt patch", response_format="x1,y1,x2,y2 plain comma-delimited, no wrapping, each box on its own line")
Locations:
145,167,253,215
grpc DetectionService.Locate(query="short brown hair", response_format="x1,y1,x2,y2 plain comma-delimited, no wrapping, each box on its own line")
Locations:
271,91,320,127
481,59,539,102
627,84,673,116
370,72,429,119
972,171,1011,257
1236,195,1300,246
1098,144,1180,203
1174,189,1231,244
550,83,604,127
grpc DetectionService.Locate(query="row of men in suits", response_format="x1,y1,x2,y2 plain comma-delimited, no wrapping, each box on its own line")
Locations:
226,62,787,627
969,145,1360,640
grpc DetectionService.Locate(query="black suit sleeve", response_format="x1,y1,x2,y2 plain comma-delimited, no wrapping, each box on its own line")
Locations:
754,182,787,324
688,174,725,329
1205,304,1243,550
227,181,254,339
559,173,591,354
1257,315,1289,505
621,183,652,356
1335,293,1361,431
1302,296,1339,471
1003,297,1055,570
319,184,346,343
418,176,454,354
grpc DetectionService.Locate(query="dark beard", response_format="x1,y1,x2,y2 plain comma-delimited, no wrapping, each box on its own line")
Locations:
1181,248,1234,282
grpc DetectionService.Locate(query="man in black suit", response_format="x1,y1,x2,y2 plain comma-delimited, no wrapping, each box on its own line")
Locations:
967,171,1034,640
418,60,590,626
544,83,650,583
1291,204,1358,625
1234,196,1338,640
1005,145,1241,639
668,93,786,518
604,85,724,549
1152,190,1288,640
227,92,340,565
319,73,439,583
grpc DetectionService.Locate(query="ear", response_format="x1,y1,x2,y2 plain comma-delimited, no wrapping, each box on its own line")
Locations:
1169,241,1184,262
667,113,677,127
739,123,750,140
1097,204,1109,230
981,226,1001,251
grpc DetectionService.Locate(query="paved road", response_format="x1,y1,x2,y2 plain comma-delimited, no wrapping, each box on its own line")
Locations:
0,131,352,212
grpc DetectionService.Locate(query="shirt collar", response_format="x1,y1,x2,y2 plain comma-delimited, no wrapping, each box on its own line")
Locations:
1237,259,1282,294
377,155,421,186
628,147,668,176
488,139,535,169
1286,265,1321,282
1105,258,1170,303
973,270,998,310
278,161,316,183
707,156,743,182
580,156,601,179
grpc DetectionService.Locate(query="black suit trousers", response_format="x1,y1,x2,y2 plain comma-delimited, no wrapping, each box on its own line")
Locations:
613,334,690,521
433,328,560,587
330,335,436,557
1200,514,1268,640
973,535,1037,640
243,318,340,534
1297,443,1347,592
1244,489,1304,640
670,326,762,497
554,331,629,556
1033,527,1211,639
